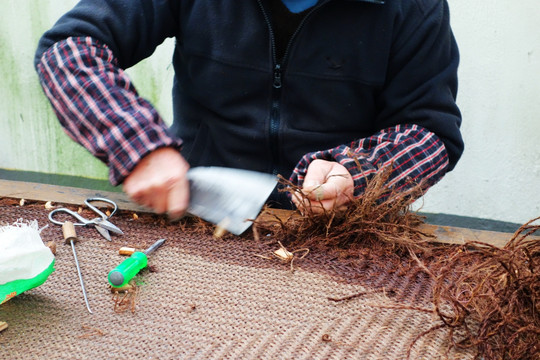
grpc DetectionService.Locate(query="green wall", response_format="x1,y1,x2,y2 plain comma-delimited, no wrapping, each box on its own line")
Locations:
0,0,174,186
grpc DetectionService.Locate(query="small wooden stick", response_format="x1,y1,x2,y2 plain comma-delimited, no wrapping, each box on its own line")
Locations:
119,247,136,256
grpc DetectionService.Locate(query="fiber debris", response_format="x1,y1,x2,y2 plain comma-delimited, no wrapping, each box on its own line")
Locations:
254,167,540,360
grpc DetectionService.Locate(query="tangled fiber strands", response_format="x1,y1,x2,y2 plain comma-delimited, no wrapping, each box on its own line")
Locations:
253,167,540,360
255,165,434,254
429,218,540,360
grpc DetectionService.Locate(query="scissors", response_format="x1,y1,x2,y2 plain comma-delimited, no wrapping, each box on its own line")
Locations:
48,197,124,241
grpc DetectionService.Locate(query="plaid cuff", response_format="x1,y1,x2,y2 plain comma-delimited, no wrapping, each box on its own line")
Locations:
289,124,449,197
36,37,183,185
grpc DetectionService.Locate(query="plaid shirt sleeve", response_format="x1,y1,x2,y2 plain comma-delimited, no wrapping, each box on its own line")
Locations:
290,124,449,197
35,37,183,186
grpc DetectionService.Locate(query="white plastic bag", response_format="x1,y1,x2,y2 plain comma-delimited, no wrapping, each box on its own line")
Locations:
0,220,55,304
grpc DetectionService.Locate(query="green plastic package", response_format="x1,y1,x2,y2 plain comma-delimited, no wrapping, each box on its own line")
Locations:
0,220,55,304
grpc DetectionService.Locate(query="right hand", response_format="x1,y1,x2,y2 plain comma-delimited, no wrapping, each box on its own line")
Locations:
292,159,354,213
122,147,190,219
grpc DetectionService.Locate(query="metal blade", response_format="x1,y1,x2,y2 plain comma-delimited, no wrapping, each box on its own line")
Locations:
187,167,277,235
94,218,124,235
94,225,112,241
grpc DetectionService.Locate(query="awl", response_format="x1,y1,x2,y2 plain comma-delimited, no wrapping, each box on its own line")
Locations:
62,221,92,314
108,239,165,288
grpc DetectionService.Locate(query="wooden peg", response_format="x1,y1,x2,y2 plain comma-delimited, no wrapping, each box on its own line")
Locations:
62,221,78,244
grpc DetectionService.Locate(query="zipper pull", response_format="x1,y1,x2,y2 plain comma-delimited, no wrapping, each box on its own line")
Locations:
273,64,282,89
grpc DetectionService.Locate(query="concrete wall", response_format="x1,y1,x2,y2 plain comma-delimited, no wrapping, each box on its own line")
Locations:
1,0,538,224
418,1,540,224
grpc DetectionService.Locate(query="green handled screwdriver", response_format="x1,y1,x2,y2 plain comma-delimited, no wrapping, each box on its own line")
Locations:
108,238,166,287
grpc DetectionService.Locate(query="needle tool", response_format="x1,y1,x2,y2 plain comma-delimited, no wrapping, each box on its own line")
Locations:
62,221,93,314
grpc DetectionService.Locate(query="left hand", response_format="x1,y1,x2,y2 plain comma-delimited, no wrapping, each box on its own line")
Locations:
292,159,354,213
122,147,190,220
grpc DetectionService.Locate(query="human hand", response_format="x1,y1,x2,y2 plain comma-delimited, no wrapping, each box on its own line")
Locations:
123,147,190,219
292,159,354,213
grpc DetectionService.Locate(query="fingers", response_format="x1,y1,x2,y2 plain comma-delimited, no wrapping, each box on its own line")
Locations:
292,160,354,213
305,182,340,202
301,159,330,191
166,176,190,219
123,147,190,219
292,182,344,213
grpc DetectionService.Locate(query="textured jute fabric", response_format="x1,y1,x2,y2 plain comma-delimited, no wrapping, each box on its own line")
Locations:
0,200,474,359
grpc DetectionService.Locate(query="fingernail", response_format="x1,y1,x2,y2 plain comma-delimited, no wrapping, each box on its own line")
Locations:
314,186,324,201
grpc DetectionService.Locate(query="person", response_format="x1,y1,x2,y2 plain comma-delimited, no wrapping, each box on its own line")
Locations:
34,0,463,219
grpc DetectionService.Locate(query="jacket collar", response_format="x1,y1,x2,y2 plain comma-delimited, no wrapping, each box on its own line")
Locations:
317,0,385,5
346,0,385,3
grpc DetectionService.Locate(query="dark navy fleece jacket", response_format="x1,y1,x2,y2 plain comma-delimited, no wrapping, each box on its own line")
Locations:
35,0,463,179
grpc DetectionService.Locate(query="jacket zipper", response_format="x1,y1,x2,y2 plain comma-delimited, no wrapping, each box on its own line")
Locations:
258,0,324,175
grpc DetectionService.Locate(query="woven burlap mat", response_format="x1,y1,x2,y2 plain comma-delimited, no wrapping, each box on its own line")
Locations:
0,200,474,359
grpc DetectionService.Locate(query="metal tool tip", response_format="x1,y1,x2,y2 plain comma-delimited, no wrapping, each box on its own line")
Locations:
144,238,166,255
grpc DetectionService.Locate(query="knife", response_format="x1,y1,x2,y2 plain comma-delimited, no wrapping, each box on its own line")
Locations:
187,167,277,235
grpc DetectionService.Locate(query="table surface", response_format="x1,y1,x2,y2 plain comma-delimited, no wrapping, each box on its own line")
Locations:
0,180,522,359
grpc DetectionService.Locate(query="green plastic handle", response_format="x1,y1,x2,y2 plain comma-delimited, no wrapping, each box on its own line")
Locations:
108,252,148,287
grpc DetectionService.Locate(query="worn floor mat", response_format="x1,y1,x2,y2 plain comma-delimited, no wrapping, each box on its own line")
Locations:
0,199,473,359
